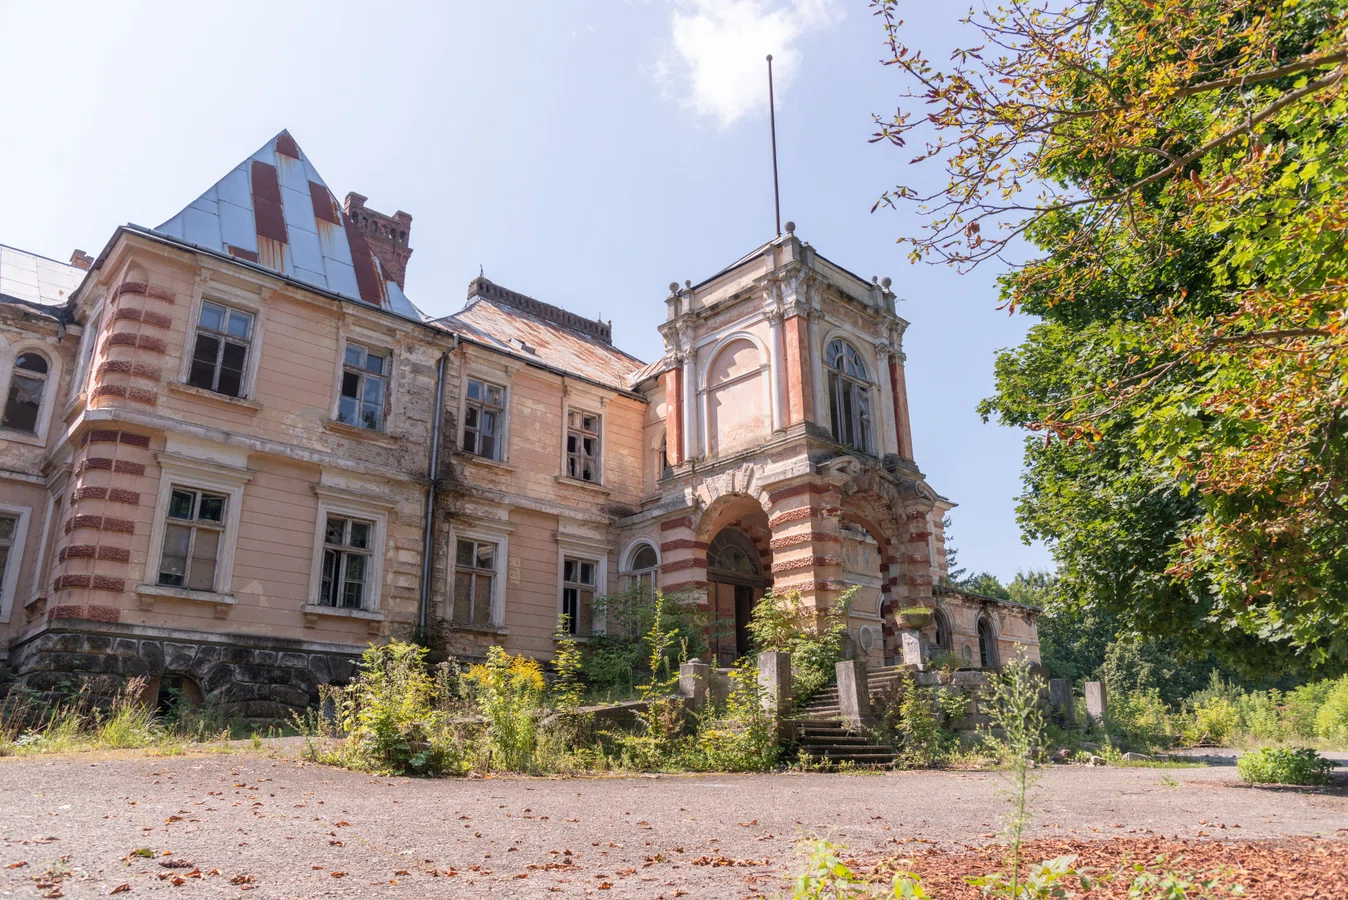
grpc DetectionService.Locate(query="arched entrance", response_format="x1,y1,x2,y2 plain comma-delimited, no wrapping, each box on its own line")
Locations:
707,527,768,665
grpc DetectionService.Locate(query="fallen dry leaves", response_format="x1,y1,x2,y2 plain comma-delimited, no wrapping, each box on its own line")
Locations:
870,837,1348,900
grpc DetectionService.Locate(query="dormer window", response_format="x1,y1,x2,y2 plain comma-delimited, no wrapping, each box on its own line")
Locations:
825,339,873,453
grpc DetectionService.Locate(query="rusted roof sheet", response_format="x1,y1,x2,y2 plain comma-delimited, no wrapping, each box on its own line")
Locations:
154,130,425,322
627,355,674,388
0,244,85,308
441,278,647,392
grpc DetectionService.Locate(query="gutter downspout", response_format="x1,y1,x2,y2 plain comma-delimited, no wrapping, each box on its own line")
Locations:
419,338,455,630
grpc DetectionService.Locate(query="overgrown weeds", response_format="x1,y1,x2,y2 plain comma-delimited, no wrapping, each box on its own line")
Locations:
748,588,855,703
0,678,188,756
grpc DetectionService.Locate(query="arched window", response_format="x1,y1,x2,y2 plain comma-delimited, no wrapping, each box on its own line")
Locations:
977,615,998,669
625,543,659,600
657,433,672,479
3,352,50,434
825,339,872,452
616,542,659,638
707,528,762,578
933,608,952,652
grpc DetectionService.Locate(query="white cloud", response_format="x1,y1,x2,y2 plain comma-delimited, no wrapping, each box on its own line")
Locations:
658,0,842,128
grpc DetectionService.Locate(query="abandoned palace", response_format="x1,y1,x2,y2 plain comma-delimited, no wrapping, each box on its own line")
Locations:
0,131,1040,715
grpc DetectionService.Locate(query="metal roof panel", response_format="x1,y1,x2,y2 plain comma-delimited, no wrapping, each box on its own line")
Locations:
0,244,85,307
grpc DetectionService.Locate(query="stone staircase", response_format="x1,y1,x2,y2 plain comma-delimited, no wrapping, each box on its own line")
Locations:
793,665,906,766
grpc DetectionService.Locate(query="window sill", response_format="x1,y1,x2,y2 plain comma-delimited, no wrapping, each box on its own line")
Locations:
553,474,611,495
552,633,601,644
324,419,401,446
458,453,515,473
136,583,236,618
0,426,45,447
449,621,509,636
167,381,262,413
302,603,385,633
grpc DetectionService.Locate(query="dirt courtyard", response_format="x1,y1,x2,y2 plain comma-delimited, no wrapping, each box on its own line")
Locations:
0,747,1344,898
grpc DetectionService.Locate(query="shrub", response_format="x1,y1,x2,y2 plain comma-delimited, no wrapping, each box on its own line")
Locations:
584,588,706,696
1107,688,1180,750
464,646,545,773
748,588,854,703
1313,676,1348,743
693,661,778,772
1237,747,1334,786
323,640,466,776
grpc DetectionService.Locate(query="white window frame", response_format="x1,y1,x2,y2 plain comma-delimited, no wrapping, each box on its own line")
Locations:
333,338,393,432
317,512,378,610
329,329,399,435
617,538,660,639
0,502,32,625
561,403,604,484
178,283,266,402
461,376,507,461
555,534,608,637
0,339,63,448
304,484,394,619
140,453,252,606
446,517,513,629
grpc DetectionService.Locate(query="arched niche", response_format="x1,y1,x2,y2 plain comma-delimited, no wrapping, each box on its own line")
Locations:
704,337,769,459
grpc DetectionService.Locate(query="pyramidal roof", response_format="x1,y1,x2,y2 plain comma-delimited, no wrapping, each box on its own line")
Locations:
155,130,423,322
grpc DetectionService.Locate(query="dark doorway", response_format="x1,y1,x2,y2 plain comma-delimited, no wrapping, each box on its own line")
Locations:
707,527,769,666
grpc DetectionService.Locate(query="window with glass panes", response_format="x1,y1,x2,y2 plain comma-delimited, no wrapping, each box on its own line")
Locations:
187,301,253,398
338,342,388,431
453,538,497,626
320,515,374,609
824,339,873,453
561,557,596,635
157,488,227,591
3,352,50,433
462,379,504,459
0,514,16,593
621,544,658,638
566,410,600,482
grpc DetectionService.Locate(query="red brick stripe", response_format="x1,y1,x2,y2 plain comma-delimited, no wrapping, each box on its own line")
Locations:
660,517,694,531
112,281,176,303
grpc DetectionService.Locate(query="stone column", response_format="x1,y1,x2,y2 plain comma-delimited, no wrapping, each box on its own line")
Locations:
836,658,872,729
681,352,697,461
679,659,711,711
768,481,845,616
890,349,915,461
664,367,683,466
1049,678,1075,725
757,650,794,740
875,343,899,456
807,310,826,429
1085,681,1107,728
766,307,786,434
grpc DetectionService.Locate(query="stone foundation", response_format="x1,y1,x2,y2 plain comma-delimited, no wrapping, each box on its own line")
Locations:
8,621,363,720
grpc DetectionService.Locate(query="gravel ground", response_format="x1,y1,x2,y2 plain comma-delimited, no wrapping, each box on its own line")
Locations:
0,746,1344,899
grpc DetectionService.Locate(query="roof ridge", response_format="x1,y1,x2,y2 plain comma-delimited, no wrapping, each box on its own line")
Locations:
467,276,615,347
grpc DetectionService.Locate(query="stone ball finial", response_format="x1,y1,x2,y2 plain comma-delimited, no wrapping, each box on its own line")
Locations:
685,280,692,289
881,276,892,289
669,282,680,293
766,54,773,62
784,220,795,234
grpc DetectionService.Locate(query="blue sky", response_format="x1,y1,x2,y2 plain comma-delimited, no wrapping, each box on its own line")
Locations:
0,0,1051,580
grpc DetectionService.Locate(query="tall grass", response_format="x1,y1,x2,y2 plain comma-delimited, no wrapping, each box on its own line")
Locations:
0,678,169,755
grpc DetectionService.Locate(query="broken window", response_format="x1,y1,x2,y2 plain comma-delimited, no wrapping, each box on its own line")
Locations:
566,409,600,482
2,352,50,434
825,339,873,453
462,378,504,459
453,538,497,626
338,342,389,431
158,487,227,591
319,515,374,610
561,557,596,636
187,301,253,398
619,543,658,638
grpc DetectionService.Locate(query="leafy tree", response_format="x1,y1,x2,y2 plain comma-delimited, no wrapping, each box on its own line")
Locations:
873,0,1348,672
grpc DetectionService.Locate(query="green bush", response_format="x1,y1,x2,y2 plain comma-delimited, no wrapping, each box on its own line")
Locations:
1313,676,1348,743
464,645,546,773
748,588,854,703
321,640,468,776
1237,747,1334,786
693,662,779,772
583,588,706,696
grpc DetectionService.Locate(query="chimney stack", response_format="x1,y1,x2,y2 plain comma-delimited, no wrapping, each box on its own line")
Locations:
342,192,413,290
70,249,93,270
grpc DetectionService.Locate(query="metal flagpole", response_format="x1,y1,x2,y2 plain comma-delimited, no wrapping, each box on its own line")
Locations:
767,54,782,237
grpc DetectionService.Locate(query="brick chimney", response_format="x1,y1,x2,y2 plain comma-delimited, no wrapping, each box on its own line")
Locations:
342,192,413,290
70,249,93,270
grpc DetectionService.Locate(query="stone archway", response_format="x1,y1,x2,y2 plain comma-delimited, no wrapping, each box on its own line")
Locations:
695,492,774,666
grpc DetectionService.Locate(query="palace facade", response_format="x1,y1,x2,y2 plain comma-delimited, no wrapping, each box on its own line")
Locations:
0,132,1039,715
